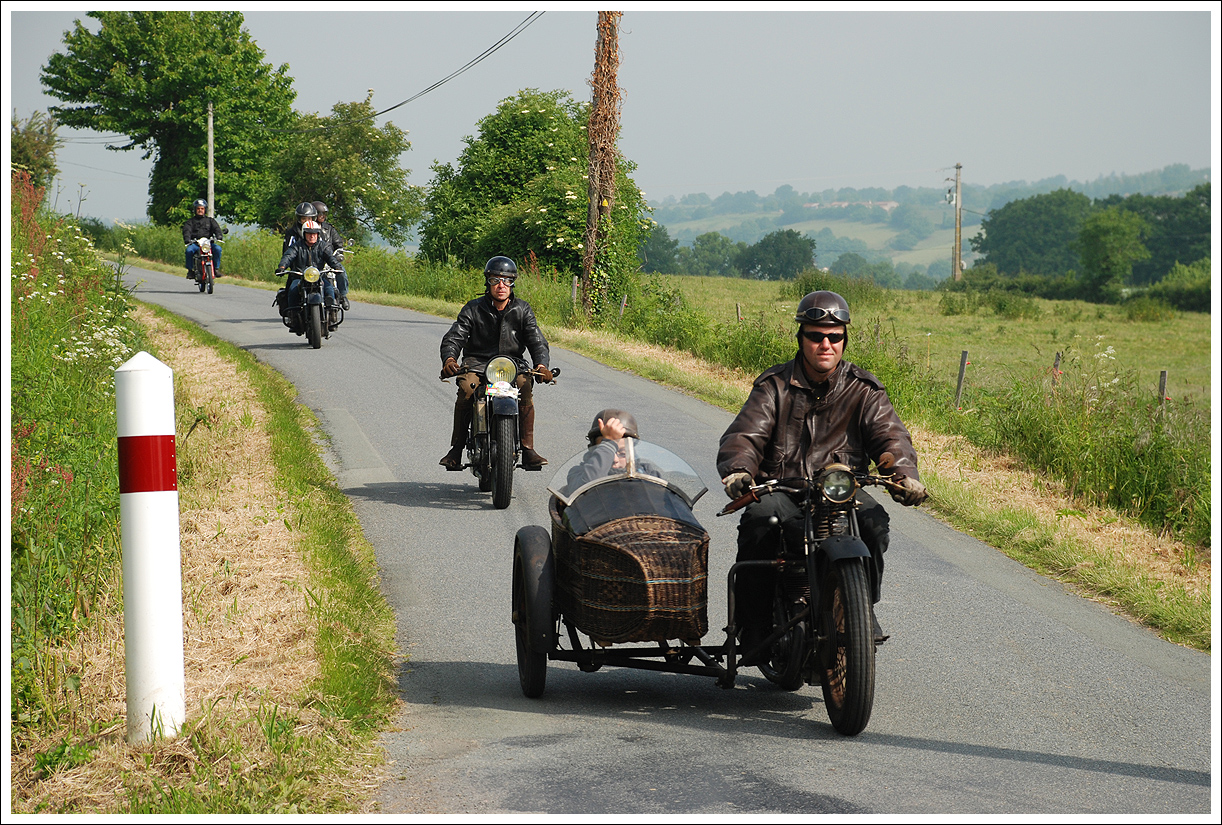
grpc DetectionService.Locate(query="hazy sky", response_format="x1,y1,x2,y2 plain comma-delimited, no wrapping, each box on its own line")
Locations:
5,4,1217,224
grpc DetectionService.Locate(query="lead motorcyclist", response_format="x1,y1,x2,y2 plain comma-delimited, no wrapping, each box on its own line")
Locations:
439,256,552,471
276,220,345,319
715,290,927,657
182,198,224,279
312,201,350,311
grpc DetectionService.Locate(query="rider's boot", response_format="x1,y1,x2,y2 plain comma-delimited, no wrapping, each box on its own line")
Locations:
439,400,472,470
870,605,890,645
519,405,547,470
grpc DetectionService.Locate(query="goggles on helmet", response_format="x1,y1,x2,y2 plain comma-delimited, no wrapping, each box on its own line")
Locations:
796,305,851,325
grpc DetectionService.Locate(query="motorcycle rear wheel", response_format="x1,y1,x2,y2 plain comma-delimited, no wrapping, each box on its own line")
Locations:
818,559,875,735
306,304,323,349
491,415,516,509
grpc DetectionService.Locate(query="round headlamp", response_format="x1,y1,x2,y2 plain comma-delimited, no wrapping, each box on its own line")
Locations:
486,356,517,384
303,266,321,284
820,465,857,505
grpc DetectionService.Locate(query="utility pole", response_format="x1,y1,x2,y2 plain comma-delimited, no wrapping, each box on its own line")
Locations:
207,101,215,217
581,11,623,318
952,162,963,281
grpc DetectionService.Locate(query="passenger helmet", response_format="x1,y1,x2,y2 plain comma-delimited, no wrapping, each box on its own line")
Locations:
587,409,639,445
301,220,321,243
312,201,328,217
484,256,518,284
295,202,318,220
795,291,851,327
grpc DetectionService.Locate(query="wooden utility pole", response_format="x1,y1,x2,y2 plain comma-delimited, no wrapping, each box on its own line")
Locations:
952,162,963,281
580,11,623,318
207,101,215,217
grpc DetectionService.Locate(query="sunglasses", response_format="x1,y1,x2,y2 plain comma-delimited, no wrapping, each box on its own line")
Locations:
488,277,514,286
797,306,851,325
801,330,846,345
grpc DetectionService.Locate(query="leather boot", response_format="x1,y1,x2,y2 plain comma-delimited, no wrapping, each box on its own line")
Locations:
519,405,547,470
440,400,473,470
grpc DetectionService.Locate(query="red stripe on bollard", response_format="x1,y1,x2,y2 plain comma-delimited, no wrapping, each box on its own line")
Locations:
118,434,178,493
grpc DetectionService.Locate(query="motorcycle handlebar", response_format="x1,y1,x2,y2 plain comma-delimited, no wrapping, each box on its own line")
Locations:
716,472,907,517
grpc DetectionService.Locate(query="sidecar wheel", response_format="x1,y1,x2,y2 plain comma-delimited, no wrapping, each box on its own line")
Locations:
818,558,875,736
513,526,554,698
306,304,323,349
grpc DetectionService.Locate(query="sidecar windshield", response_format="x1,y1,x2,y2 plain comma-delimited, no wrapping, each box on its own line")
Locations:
548,439,707,508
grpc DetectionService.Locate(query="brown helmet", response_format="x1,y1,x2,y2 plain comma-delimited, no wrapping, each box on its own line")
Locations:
587,409,639,445
795,291,851,327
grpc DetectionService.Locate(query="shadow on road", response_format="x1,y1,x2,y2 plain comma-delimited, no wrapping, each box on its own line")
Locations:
344,479,495,511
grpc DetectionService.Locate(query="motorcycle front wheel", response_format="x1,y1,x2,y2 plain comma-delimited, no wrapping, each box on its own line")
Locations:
196,267,206,293
204,261,214,294
306,304,323,349
818,558,875,735
491,414,516,509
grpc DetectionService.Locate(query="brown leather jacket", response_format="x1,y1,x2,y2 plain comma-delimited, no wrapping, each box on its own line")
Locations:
717,355,919,483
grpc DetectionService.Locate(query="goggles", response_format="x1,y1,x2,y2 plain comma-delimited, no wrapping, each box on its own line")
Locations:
796,305,851,325
487,276,515,286
801,330,846,345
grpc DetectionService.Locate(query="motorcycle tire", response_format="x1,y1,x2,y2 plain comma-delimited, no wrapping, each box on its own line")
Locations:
491,415,516,509
759,585,806,691
204,262,214,294
513,525,554,698
196,269,206,293
818,558,876,736
306,304,323,349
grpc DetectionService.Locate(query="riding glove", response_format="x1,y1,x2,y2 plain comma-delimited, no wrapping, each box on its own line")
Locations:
535,365,554,383
441,357,461,379
723,471,753,499
890,476,927,507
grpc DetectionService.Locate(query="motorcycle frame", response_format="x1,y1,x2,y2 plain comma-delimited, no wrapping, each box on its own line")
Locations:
465,366,522,475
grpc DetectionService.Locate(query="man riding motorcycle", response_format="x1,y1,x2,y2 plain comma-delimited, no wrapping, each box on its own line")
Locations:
276,220,345,318
716,290,927,655
439,256,552,471
312,201,350,311
281,201,320,256
182,198,224,279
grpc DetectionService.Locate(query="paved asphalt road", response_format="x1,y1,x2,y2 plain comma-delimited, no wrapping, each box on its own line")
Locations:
126,266,1213,815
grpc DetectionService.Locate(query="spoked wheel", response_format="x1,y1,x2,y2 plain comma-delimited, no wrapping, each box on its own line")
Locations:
196,268,206,293
204,262,214,294
491,415,516,509
513,525,554,698
759,585,806,691
818,558,876,735
306,304,323,349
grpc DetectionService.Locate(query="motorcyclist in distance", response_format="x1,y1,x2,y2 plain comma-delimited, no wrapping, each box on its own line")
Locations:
276,220,345,317
312,201,350,311
182,198,224,279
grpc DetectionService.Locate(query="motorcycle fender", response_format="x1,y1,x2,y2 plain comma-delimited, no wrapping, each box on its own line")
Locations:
490,396,519,417
816,534,871,562
307,293,324,306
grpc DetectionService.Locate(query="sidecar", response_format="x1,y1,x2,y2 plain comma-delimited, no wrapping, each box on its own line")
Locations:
511,439,712,697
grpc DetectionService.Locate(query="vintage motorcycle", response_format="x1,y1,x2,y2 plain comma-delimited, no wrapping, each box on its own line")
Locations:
451,357,559,510
273,265,343,349
188,228,226,294
512,444,905,736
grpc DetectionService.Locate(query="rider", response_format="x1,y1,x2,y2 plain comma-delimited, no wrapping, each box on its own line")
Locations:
439,256,552,471
276,220,345,317
281,201,319,256
715,290,927,653
182,198,224,279
312,201,350,311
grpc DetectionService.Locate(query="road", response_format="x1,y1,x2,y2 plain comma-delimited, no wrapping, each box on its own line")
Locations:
126,266,1213,815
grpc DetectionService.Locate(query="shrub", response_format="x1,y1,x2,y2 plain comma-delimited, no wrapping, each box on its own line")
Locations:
1123,295,1177,322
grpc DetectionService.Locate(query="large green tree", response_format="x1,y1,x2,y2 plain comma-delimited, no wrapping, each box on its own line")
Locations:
256,94,424,245
1077,206,1150,301
970,188,1094,275
420,88,649,283
1094,183,1210,284
737,229,815,280
638,221,679,273
676,232,748,277
41,10,295,225
10,110,63,188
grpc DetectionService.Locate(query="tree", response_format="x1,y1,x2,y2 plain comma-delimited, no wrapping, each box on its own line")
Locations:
638,222,679,273
11,110,63,188
1077,206,1151,301
676,232,747,277
737,229,815,280
830,252,869,277
41,11,296,225
419,89,648,285
256,93,424,245
970,188,1094,275
1093,183,1210,284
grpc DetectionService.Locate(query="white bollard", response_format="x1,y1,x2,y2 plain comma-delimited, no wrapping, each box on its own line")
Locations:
115,351,185,744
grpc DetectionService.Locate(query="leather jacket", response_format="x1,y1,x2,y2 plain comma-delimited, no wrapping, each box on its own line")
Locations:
277,241,344,278
182,214,223,244
717,354,920,483
440,292,550,372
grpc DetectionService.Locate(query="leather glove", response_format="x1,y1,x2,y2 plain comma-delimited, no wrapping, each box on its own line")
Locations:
723,471,753,500
535,365,554,383
890,476,927,507
441,357,461,379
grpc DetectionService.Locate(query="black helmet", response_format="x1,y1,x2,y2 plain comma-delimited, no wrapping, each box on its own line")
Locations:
311,201,328,217
587,409,639,445
296,202,318,220
795,291,851,327
192,198,207,210
484,256,518,283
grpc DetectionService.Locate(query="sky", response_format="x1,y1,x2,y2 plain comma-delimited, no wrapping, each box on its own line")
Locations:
4,3,1218,225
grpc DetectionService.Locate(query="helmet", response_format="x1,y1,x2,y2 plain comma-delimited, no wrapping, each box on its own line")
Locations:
587,409,639,445
302,220,321,242
484,255,518,283
193,198,207,210
311,201,328,217
795,291,851,327
296,202,318,220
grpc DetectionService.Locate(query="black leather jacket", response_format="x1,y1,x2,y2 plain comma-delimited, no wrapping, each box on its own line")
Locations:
277,242,344,278
440,292,550,372
182,214,223,244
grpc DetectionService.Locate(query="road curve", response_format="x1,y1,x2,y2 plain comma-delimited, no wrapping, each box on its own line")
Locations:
125,267,1212,815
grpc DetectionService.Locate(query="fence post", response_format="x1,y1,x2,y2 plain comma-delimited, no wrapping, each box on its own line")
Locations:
1052,351,1061,388
619,293,627,321
571,275,579,305
954,350,968,410
736,302,742,323
115,352,185,744
1158,370,1168,406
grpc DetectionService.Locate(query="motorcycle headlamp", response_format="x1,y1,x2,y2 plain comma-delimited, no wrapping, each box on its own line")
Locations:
199,238,211,252
303,266,321,284
820,464,857,505
486,356,517,385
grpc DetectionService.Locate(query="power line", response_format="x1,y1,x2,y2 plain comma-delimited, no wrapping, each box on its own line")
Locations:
57,159,145,178
266,10,546,135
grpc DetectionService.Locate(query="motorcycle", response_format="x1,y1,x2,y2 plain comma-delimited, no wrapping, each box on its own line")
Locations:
187,228,227,294
273,265,343,349
512,447,906,736
452,357,559,510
